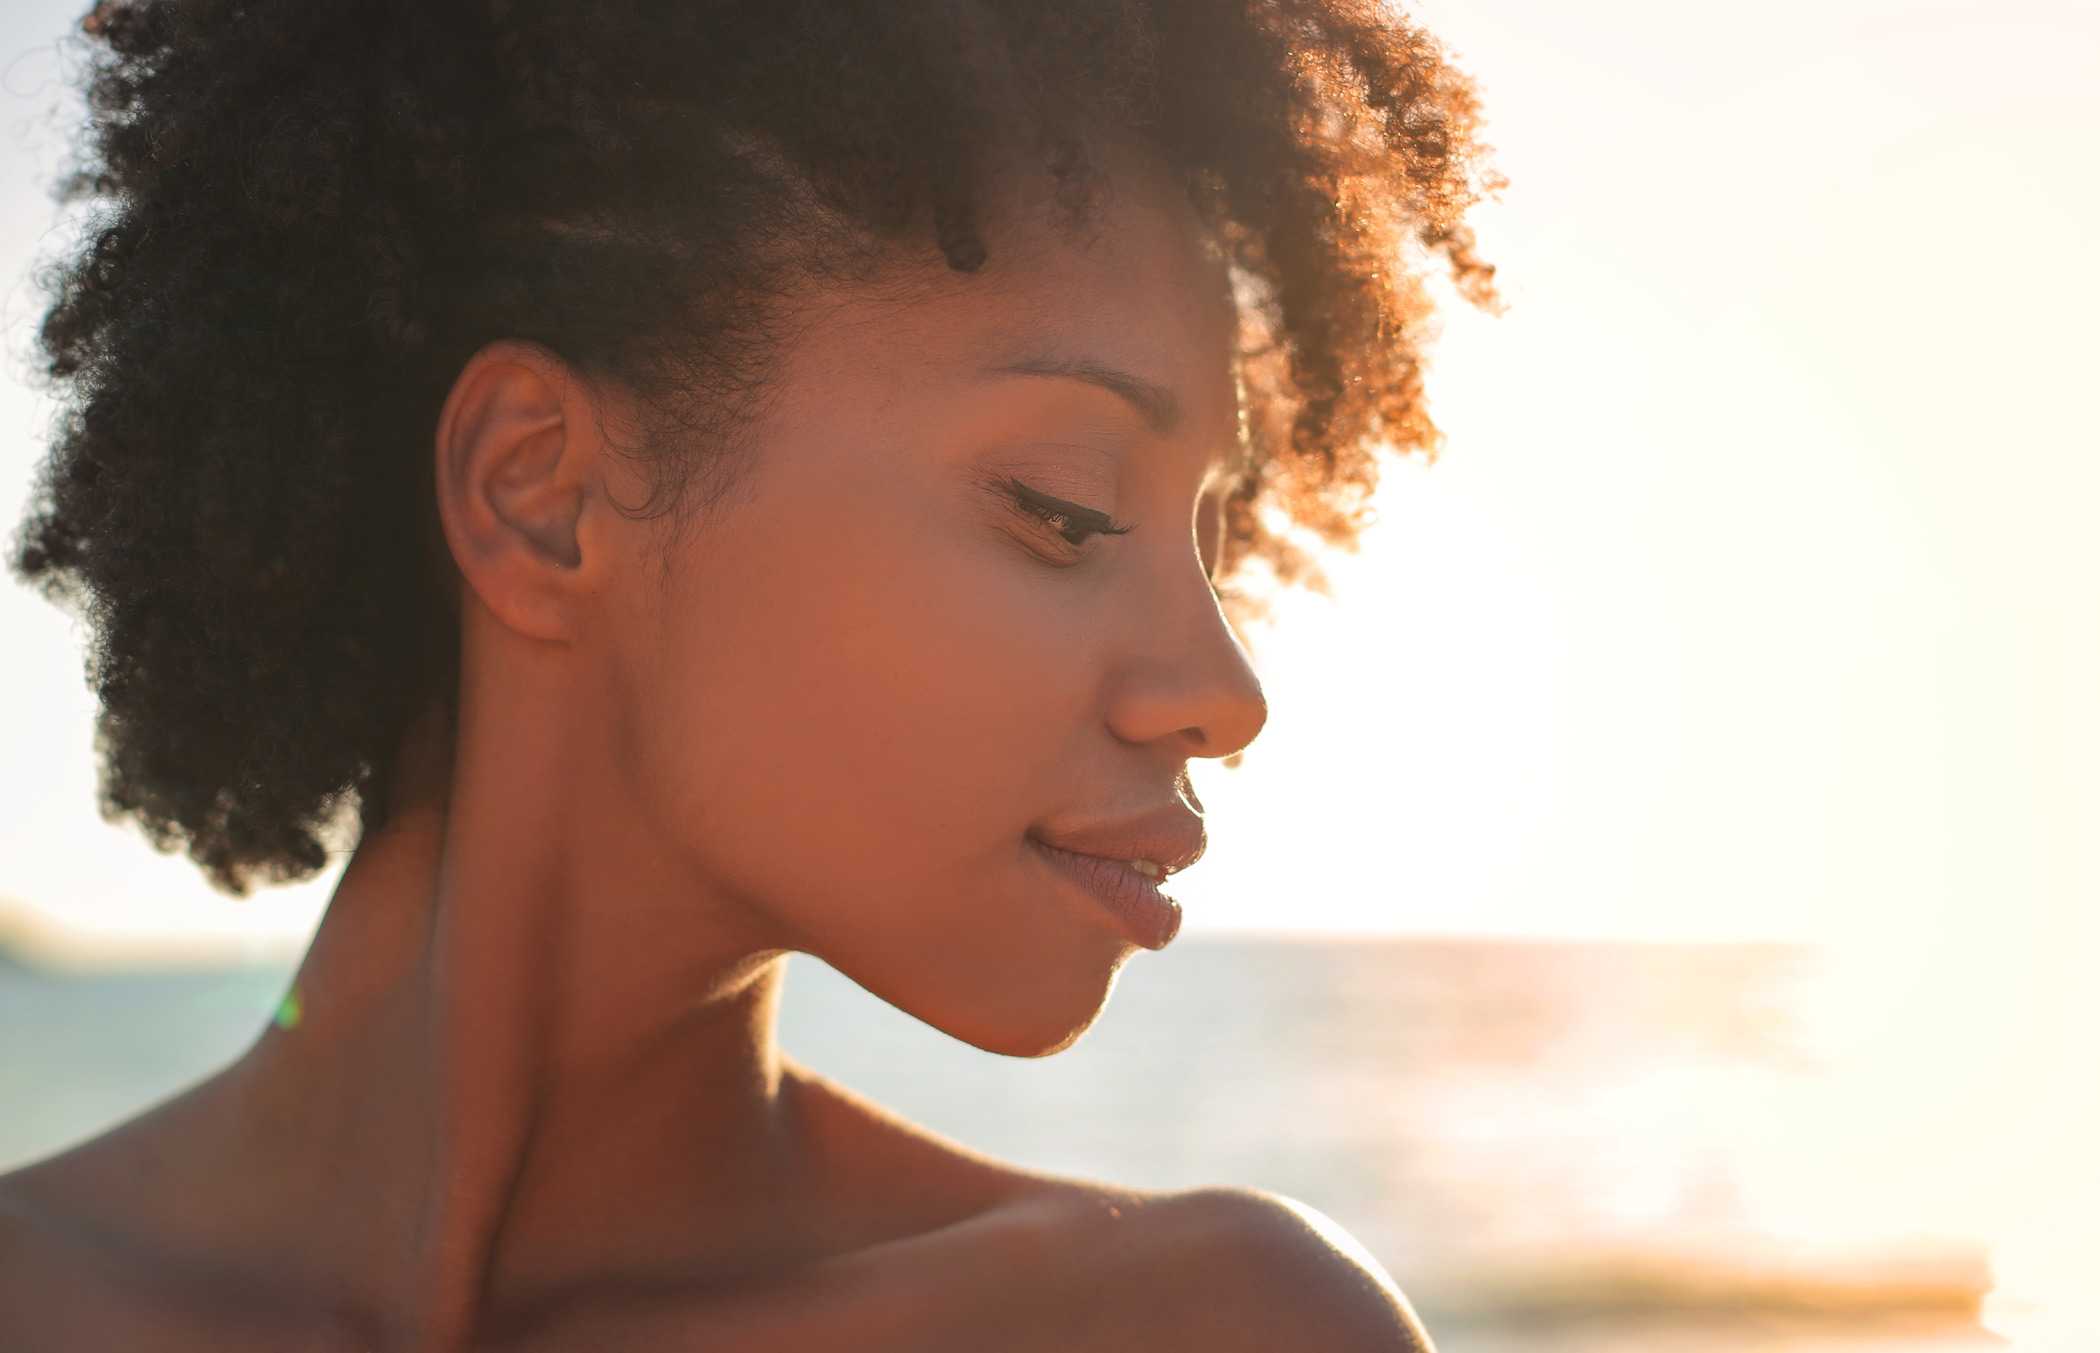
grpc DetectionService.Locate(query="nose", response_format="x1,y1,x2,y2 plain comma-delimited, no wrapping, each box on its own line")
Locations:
1102,559,1269,761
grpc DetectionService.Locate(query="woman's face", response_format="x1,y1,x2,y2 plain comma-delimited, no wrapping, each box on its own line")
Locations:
598,153,1268,1056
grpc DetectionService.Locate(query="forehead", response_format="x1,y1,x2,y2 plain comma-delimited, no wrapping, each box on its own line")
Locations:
768,149,1243,455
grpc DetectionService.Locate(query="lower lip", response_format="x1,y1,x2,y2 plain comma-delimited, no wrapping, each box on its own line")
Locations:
1027,837,1183,951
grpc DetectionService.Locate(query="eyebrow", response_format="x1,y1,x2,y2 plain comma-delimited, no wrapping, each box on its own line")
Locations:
977,353,1182,438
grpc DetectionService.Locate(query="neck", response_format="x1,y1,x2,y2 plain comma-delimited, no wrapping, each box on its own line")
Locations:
232,669,809,1348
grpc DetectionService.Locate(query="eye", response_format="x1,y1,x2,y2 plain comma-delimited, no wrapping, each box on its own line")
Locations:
1000,476,1136,552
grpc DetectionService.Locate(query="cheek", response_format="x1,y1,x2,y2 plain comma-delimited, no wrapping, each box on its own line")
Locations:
622,502,1097,915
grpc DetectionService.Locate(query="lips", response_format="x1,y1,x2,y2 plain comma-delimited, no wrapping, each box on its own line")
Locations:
1028,837,1184,950
1027,804,1206,877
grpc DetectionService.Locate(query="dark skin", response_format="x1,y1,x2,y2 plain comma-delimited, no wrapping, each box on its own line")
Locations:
0,144,1435,1351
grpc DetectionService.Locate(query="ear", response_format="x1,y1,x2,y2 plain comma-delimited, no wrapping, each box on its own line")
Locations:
432,340,618,643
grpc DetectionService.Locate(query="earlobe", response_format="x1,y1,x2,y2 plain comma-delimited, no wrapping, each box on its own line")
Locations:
432,341,602,641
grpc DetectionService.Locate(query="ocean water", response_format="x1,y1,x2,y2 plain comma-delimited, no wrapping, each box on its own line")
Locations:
0,937,2049,1351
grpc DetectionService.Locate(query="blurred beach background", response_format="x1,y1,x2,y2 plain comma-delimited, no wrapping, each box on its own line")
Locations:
2,0,2094,1349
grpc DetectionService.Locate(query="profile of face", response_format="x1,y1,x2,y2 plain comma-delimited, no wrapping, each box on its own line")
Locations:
447,145,1268,1060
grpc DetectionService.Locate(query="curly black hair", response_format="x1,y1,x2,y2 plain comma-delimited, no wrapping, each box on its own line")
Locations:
8,0,1499,898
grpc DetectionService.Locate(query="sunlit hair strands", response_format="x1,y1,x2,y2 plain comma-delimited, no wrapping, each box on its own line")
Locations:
9,0,1499,898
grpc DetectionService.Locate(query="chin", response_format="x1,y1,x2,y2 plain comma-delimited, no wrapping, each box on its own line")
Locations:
806,852,1143,1059
927,946,1136,1060
962,1009,1107,1059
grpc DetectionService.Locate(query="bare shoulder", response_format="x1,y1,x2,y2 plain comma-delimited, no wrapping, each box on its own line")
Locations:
820,1176,1441,1353
0,1161,97,1346
0,1173,31,1293
1145,1187,1440,1353
0,1156,76,1288
887,1172,1442,1352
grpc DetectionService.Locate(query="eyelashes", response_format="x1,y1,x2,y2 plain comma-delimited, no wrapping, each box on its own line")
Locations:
999,475,1136,550
994,472,1232,599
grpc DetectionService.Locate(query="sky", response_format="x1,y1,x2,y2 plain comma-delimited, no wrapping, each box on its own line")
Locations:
0,0,2094,963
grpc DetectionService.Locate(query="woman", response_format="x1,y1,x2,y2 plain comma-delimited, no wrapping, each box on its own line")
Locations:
0,0,1496,1347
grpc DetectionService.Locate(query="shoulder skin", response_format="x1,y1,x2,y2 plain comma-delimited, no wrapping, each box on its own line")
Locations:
1162,1186,1440,1353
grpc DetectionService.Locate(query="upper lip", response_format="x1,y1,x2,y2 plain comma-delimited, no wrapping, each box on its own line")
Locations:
1029,806,1207,876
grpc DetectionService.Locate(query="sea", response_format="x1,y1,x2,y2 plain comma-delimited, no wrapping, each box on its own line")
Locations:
1,935,2084,1351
